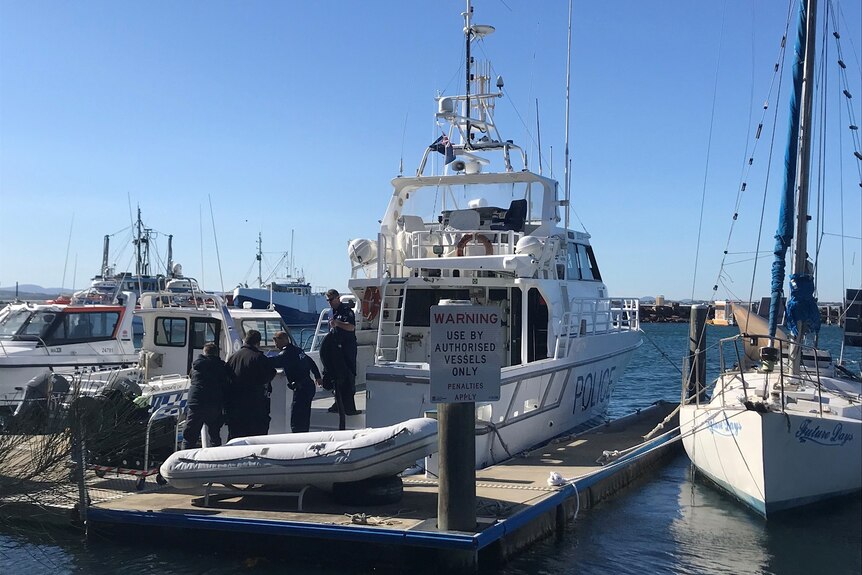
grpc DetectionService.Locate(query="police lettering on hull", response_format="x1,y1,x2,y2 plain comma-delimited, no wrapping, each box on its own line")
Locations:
572,365,615,414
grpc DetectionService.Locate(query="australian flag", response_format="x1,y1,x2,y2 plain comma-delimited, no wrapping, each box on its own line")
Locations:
429,134,456,165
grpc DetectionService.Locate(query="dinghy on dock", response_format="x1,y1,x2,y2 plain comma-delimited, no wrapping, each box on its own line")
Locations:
159,417,438,491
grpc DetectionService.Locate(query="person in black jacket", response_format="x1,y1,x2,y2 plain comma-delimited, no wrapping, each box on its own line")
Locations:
268,331,321,433
225,330,276,440
324,289,360,421
319,330,355,430
183,342,233,449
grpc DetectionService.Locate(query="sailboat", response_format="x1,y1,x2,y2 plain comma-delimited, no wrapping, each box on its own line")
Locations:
310,1,642,468
680,0,862,516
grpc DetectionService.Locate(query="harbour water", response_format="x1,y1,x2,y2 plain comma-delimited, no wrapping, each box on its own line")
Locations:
1,324,860,574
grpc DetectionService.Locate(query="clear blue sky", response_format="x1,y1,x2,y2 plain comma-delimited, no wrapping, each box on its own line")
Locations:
1,1,860,303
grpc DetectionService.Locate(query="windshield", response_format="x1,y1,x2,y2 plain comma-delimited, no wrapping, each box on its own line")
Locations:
0,309,33,338
401,181,543,226
0,309,56,339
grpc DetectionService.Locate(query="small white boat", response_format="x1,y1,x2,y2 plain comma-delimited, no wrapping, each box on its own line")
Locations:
159,417,438,490
0,293,139,403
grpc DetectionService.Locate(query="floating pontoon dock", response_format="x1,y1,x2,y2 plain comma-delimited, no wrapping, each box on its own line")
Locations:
1,401,680,573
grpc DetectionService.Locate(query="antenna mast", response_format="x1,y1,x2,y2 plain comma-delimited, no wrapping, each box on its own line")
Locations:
563,0,573,230
289,229,295,279
101,235,110,277
535,99,543,175
166,235,173,276
464,0,473,150
256,232,263,287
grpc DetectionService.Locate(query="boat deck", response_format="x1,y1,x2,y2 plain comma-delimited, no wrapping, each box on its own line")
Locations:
76,401,680,571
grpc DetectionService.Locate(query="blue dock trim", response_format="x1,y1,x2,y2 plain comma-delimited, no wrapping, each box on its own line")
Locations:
86,507,481,551
476,427,677,550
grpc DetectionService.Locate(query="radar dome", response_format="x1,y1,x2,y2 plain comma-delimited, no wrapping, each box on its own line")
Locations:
515,236,544,259
348,238,378,265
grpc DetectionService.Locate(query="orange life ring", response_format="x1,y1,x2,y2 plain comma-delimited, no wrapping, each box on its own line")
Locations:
456,233,493,257
362,286,381,321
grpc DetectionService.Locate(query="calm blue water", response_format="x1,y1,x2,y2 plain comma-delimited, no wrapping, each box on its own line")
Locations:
2,324,860,574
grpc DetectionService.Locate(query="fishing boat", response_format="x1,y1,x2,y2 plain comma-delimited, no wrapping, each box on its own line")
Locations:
232,232,328,326
680,0,862,516
0,292,139,406
74,207,184,304
159,417,437,491
311,1,642,468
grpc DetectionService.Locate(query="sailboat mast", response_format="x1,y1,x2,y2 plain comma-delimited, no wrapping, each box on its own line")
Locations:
793,0,817,278
789,0,818,373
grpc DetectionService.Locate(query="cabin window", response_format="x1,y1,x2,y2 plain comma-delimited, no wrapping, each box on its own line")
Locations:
239,319,287,348
404,288,470,326
527,288,548,362
132,316,144,349
566,243,581,280
190,319,219,349
155,317,187,347
576,244,602,281
44,311,120,345
509,288,522,365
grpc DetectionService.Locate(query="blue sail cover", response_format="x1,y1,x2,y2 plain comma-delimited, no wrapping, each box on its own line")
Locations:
786,273,820,336
768,1,807,339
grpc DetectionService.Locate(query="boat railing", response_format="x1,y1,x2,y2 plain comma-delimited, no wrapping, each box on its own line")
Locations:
376,226,526,279
138,290,224,312
705,333,833,415
307,307,332,353
553,297,640,359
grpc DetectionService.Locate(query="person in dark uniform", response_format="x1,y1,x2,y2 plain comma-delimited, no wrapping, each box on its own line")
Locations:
268,331,321,433
183,342,233,449
225,330,275,440
325,289,360,419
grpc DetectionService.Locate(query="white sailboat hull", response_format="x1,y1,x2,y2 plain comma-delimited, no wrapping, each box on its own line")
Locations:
681,398,862,516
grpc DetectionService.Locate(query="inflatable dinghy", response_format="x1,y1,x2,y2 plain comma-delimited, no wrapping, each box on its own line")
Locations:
160,417,437,490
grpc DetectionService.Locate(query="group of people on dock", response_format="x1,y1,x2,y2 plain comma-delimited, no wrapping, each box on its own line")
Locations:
182,288,358,450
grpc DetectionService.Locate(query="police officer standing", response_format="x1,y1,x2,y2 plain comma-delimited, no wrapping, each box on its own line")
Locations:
225,330,275,440
268,331,321,433
183,342,232,449
325,289,360,417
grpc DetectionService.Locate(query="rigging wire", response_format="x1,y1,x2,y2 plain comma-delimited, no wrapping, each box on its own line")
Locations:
743,1,797,335
710,1,791,305
208,195,225,294
691,0,729,302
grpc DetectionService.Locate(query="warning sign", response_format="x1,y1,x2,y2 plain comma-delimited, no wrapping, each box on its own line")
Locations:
429,305,502,403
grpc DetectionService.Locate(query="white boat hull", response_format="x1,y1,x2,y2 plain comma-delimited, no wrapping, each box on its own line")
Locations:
367,330,640,468
160,417,438,490
681,403,862,515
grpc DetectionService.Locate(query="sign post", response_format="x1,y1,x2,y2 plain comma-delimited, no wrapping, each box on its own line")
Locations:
429,302,501,532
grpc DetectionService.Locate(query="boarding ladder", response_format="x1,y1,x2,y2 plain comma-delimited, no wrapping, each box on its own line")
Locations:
375,280,407,362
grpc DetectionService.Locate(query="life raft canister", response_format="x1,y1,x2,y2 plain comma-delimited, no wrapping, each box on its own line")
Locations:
362,286,381,321
456,233,493,257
